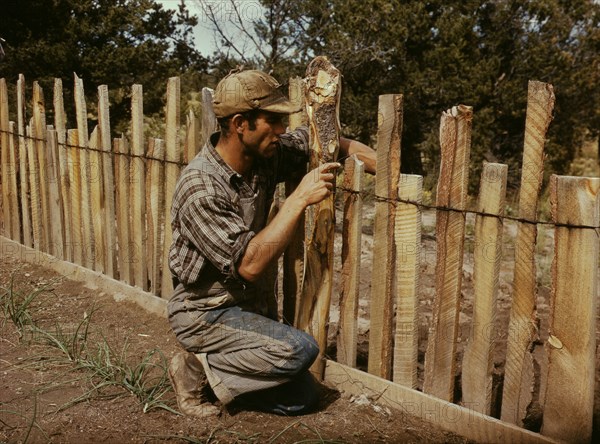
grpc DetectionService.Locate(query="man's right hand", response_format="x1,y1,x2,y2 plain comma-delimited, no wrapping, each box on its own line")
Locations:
292,162,341,208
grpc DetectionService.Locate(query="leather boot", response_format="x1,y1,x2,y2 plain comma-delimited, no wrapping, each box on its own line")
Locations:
168,352,220,417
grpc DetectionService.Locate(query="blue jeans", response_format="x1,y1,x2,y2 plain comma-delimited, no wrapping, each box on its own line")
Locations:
169,304,320,415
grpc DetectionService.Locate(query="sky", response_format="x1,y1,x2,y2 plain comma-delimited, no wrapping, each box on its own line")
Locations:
157,0,264,57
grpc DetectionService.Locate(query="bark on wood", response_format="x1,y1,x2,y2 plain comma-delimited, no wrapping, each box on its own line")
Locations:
27,121,43,252
393,174,423,389
337,155,364,367
114,137,132,284
162,77,181,298
283,76,307,325
7,122,21,243
462,162,507,415
146,138,165,296
297,56,341,379
17,75,32,248
184,109,200,163
0,79,18,241
98,85,117,277
130,84,147,290
54,79,71,261
201,87,217,146
501,81,554,426
74,74,93,268
541,175,599,443
368,94,403,380
423,105,472,401
89,127,105,273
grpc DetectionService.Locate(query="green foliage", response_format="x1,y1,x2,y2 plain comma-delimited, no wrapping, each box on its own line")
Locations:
1,0,208,133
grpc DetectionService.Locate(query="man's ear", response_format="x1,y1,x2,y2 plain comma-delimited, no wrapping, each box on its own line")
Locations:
231,114,246,134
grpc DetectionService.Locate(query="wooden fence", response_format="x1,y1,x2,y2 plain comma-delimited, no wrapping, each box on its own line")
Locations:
1,63,599,444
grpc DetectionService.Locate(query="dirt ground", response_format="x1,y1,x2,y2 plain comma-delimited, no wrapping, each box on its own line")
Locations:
0,250,470,444
1,203,598,443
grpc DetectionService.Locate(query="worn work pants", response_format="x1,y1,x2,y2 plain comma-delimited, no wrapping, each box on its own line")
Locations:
168,298,320,415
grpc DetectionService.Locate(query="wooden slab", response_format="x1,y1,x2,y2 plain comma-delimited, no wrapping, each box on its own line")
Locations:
423,105,472,401
337,155,364,367
297,56,341,378
0,78,16,240
114,137,132,284
184,109,200,163
67,129,83,265
26,120,43,252
201,87,217,146
367,94,403,380
17,75,32,248
45,128,65,259
501,81,555,426
393,174,423,389
541,175,599,443
33,82,51,253
7,122,21,243
462,162,507,414
146,138,165,296
54,78,71,262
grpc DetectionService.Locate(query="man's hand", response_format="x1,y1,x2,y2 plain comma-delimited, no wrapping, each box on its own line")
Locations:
291,162,341,207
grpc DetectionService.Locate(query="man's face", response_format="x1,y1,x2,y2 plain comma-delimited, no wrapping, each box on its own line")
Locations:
240,111,287,159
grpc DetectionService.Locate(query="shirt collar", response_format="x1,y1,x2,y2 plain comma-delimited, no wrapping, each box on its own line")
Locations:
204,131,245,186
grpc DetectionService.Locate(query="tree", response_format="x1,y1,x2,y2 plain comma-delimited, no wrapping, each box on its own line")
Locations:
1,0,208,133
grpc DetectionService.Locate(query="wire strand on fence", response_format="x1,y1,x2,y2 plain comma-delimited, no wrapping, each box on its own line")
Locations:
2,128,599,233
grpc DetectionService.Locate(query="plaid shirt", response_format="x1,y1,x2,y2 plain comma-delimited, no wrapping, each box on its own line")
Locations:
169,127,309,287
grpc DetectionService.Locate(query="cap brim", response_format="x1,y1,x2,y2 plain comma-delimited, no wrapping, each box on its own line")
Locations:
260,99,302,115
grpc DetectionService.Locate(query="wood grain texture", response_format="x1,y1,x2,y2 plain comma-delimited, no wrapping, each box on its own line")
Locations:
130,84,147,290
184,109,200,163
393,174,422,389
114,137,132,284
462,162,507,414
0,79,17,240
501,81,554,426
423,105,472,401
17,75,32,248
297,56,341,379
33,82,51,254
283,76,307,325
161,77,181,298
337,155,364,367
54,79,71,261
88,127,105,273
146,138,165,296
67,130,83,265
201,87,217,146
98,85,117,277
367,94,403,380
26,121,43,252
6,122,21,243
541,175,599,443
45,128,65,259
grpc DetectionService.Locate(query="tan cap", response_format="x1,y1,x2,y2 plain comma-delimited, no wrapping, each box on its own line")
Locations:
212,69,300,118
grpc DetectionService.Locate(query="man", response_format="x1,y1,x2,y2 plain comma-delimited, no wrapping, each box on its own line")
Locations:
167,69,375,417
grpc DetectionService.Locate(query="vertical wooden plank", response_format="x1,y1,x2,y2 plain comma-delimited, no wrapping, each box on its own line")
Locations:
98,85,117,277
462,162,507,414
7,122,21,243
541,175,599,443
88,126,105,272
114,137,132,284
201,87,217,146
74,74,94,268
17,75,32,248
501,81,555,426
184,109,200,163
161,77,181,298
54,78,72,262
45,128,65,259
0,78,15,239
423,105,472,402
146,138,165,295
283,76,307,325
337,155,364,367
393,174,423,389
130,84,147,290
67,129,83,266
297,56,341,379
367,94,403,379
32,82,51,253
27,119,43,251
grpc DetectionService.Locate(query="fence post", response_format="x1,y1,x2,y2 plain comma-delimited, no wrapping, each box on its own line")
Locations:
89,127,105,273
146,138,165,296
501,81,555,426
114,136,132,284
184,109,200,163
423,104,472,401
54,79,71,262
1,78,18,241
541,175,599,443
130,84,147,290
67,129,83,265
283,76,307,325
337,155,364,367
297,56,341,379
201,87,217,146
98,85,117,278
17,75,32,248
393,174,423,388
7,122,21,244
367,94,403,380
46,128,65,260
462,162,507,415
161,76,181,299
33,82,51,254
